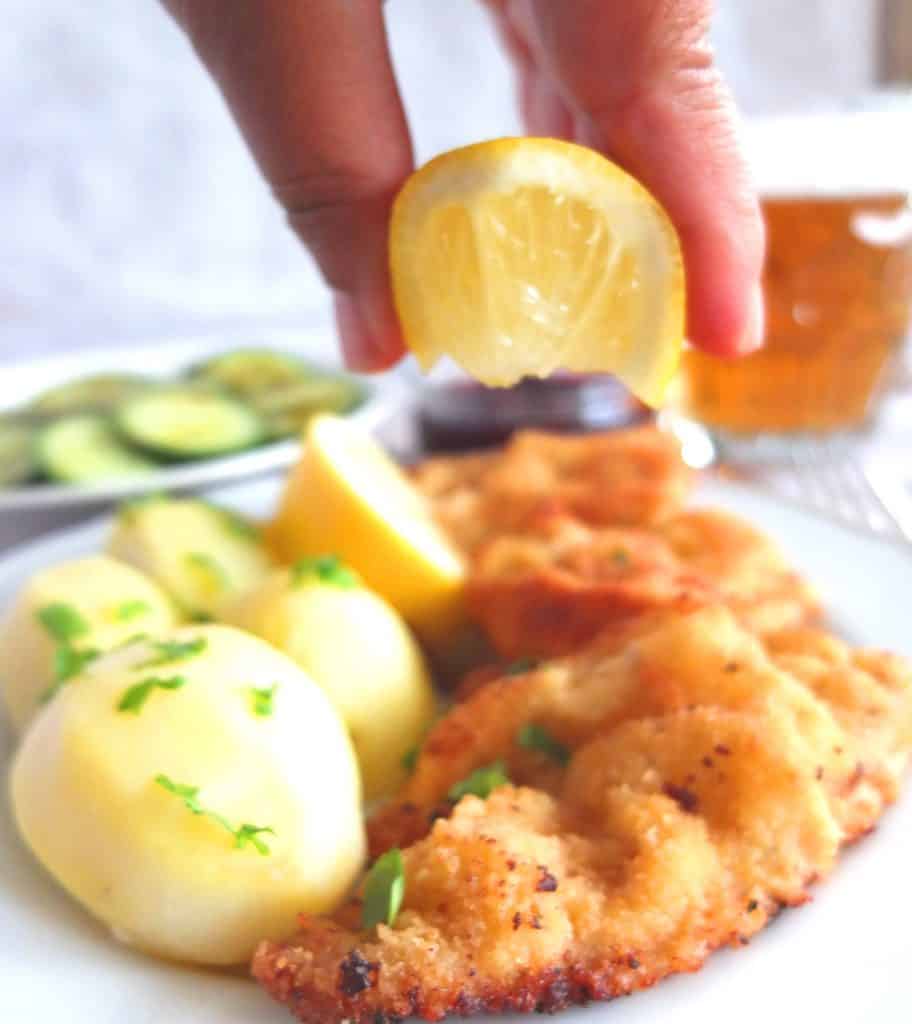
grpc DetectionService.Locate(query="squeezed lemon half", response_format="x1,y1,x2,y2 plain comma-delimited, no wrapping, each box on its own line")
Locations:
389,137,685,406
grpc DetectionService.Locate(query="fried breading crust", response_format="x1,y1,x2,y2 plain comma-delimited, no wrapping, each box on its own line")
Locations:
413,427,693,556
254,607,912,1023
467,508,820,658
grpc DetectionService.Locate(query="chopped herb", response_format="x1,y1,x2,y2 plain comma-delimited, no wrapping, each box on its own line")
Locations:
401,745,420,775
37,603,90,645
247,684,278,717
517,723,570,766
139,636,207,669
154,774,274,855
118,675,186,714
114,599,151,622
185,552,229,591
610,548,630,566
37,632,100,706
291,554,358,589
199,501,261,542
234,823,276,854
362,848,405,928
505,657,539,677
448,760,510,802
54,643,100,683
155,774,206,814
189,611,214,623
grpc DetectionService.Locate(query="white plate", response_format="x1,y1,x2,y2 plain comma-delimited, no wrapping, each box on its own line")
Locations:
1,476,911,1023
0,330,403,512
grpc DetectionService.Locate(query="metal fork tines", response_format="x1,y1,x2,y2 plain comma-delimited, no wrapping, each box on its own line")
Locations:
749,442,911,544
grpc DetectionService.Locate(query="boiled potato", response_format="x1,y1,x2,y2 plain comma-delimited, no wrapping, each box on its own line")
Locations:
224,559,436,800
0,555,179,733
107,497,273,619
10,624,365,965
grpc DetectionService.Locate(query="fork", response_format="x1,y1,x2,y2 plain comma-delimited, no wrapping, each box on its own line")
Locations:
726,443,911,544
660,412,912,544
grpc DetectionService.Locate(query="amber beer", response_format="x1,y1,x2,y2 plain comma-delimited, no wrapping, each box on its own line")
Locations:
678,191,912,434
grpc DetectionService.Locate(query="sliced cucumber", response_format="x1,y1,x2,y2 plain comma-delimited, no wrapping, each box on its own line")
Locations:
115,388,266,460
254,375,366,437
29,373,152,416
37,415,159,484
0,416,39,487
187,348,313,398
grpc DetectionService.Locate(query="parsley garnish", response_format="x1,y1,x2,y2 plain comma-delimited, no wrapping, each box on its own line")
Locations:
185,552,229,591
118,675,186,714
291,555,358,589
36,603,98,705
114,599,151,622
38,644,101,705
37,603,90,645
139,636,207,669
516,723,570,766
448,761,510,802
362,848,405,928
234,824,275,855
247,684,277,717
401,745,420,775
154,774,275,855
611,548,631,566
505,657,539,677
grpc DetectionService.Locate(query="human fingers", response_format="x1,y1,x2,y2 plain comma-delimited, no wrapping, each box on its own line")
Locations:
164,0,412,370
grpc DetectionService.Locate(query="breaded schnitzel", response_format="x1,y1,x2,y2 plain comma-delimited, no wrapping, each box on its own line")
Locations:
254,606,912,1022
413,427,693,556
467,508,819,658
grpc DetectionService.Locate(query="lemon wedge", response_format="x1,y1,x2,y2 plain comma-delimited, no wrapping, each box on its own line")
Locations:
269,415,465,644
389,137,684,406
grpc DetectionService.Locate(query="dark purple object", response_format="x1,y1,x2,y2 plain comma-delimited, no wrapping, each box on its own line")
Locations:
417,375,650,452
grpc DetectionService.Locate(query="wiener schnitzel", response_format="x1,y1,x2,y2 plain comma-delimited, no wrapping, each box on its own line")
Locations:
413,427,693,556
254,606,912,1022
467,508,819,658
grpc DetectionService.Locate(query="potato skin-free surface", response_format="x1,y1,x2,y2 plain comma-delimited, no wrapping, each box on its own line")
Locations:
225,569,436,801
0,555,179,733
11,625,365,966
107,498,272,619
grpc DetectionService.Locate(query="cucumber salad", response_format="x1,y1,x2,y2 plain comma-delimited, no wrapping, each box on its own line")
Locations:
0,348,365,488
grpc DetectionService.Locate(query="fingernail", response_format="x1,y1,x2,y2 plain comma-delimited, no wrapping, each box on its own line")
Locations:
739,283,766,354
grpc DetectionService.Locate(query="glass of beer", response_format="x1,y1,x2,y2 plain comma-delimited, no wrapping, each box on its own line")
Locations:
674,107,912,456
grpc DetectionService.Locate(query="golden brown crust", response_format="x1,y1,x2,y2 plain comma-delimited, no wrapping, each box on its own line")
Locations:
467,515,715,658
254,607,912,1023
466,508,820,659
413,427,693,556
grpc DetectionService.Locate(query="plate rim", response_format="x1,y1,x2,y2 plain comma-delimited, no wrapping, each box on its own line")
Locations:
0,329,402,511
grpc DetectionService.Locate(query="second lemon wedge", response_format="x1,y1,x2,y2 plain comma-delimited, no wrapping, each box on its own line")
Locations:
390,137,684,406
268,415,465,645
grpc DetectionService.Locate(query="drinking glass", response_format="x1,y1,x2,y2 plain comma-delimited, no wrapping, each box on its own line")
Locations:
673,100,912,459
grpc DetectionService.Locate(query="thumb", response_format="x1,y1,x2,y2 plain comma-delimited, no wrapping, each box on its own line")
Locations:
504,0,766,356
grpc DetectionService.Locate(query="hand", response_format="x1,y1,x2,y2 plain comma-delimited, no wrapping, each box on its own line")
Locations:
164,0,764,372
